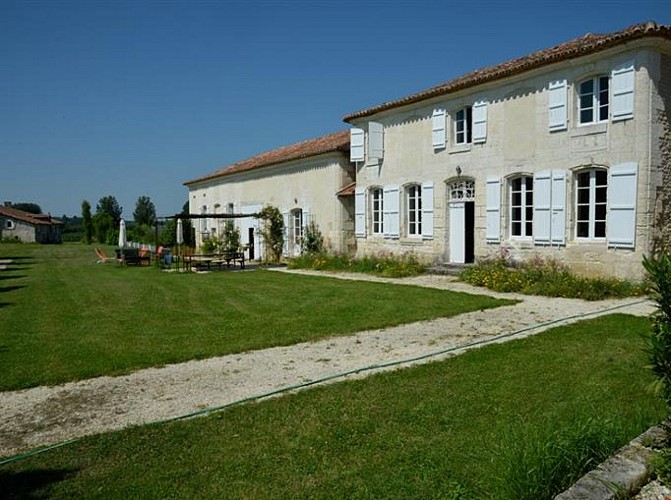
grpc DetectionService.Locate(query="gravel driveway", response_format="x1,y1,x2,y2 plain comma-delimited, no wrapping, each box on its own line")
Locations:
0,269,655,460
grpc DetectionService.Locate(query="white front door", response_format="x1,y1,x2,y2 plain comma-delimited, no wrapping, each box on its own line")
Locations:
449,201,466,263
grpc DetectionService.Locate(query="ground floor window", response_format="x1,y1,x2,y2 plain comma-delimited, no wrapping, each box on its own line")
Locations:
371,188,383,235
576,168,607,239
291,209,303,245
406,185,422,236
510,176,533,238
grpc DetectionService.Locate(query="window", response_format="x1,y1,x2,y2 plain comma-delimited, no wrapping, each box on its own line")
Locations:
291,209,303,245
576,168,607,239
449,180,475,201
200,205,209,235
455,106,472,144
578,76,609,125
4,219,15,230
510,176,533,238
406,185,422,236
371,188,384,235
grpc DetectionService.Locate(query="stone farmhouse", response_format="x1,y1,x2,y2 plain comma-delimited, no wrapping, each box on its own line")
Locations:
346,21,671,279
183,130,355,260
0,204,63,244
185,21,670,279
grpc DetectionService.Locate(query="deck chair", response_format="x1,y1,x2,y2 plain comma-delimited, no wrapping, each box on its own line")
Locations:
95,248,116,264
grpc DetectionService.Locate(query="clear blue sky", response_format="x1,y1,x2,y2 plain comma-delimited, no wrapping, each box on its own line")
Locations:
2,0,669,218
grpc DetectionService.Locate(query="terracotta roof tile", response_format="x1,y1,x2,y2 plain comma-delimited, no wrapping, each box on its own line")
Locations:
184,130,350,185
0,206,63,226
343,21,671,121
336,181,356,197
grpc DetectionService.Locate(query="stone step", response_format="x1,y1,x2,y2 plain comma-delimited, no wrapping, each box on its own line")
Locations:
426,263,472,276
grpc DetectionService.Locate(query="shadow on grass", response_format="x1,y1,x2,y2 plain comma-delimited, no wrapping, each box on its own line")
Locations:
0,285,25,294
0,469,78,499
0,275,27,281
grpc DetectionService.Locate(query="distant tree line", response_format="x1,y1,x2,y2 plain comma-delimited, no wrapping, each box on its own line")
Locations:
7,196,193,248
79,195,193,248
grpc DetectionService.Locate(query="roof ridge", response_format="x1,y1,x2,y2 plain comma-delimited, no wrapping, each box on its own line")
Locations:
343,21,671,121
184,129,350,185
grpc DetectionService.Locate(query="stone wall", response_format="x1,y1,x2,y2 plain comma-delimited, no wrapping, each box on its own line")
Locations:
652,54,671,255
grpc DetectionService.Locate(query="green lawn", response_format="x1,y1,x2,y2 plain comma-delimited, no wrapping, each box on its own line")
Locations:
1,314,665,499
0,243,512,390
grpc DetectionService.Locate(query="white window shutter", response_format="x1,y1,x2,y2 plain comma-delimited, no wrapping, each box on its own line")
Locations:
422,182,434,238
282,211,289,256
369,122,384,160
383,185,399,238
303,207,311,228
355,188,366,238
548,79,567,131
607,163,638,248
533,171,552,244
550,170,566,245
486,178,500,242
472,100,488,143
611,61,635,121
350,128,365,162
432,109,446,149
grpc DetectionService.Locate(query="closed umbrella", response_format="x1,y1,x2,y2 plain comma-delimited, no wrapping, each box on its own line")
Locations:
118,219,127,248
176,218,184,246
176,218,184,261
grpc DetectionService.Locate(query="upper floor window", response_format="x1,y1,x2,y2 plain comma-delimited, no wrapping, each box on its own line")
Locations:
370,188,384,235
4,219,15,229
454,106,472,144
578,76,609,125
406,185,422,236
576,168,607,239
510,176,533,238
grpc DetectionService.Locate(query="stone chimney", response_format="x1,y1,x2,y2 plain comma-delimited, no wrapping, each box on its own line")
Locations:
4,201,11,207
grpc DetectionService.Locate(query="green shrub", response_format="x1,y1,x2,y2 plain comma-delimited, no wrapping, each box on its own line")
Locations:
643,253,671,407
460,255,647,300
222,220,241,252
289,251,426,278
258,205,284,263
301,221,324,255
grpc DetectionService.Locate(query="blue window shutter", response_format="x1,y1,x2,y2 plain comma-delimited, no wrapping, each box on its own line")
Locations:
384,185,399,238
486,178,500,242
422,182,434,238
550,170,566,245
432,109,446,149
369,122,384,160
350,128,365,162
533,171,551,245
611,61,635,121
472,100,488,144
355,188,366,238
607,163,638,248
548,79,567,131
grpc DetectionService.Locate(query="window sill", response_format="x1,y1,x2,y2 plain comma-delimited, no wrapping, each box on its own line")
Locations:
449,144,471,154
571,122,607,137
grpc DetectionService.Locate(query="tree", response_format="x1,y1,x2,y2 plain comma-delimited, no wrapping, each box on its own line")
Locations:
96,195,122,226
81,200,93,244
258,205,284,263
133,195,156,226
92,212,115,245
12,202,42,214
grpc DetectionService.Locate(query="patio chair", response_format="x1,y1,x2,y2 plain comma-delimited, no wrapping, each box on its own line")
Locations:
95,248,117,264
